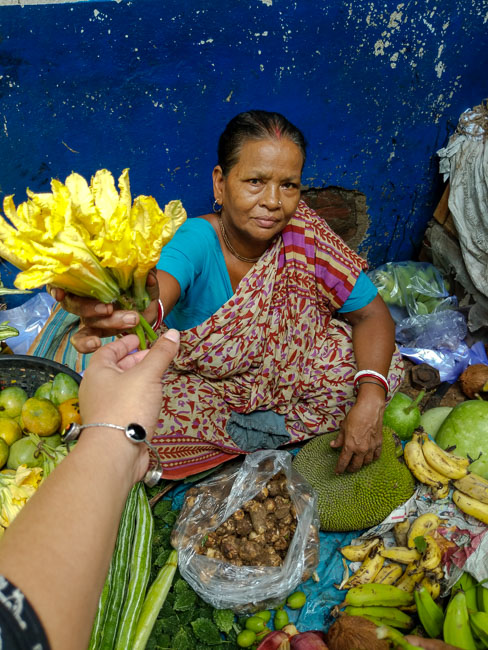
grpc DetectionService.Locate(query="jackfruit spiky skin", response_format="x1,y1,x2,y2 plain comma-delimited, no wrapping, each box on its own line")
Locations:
292,427,415,531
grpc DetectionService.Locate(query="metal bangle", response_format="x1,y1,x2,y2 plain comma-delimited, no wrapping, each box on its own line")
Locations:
63,422,163,487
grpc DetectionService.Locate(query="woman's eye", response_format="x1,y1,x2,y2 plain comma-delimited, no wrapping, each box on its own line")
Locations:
282,182,298,190
248,178,261,185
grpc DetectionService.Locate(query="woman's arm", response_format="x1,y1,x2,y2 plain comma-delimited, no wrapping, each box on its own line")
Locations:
0,331,180,650
49,268,182,354
331,294,396,473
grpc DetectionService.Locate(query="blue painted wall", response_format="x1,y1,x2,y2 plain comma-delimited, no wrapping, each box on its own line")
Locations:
0,0,487,304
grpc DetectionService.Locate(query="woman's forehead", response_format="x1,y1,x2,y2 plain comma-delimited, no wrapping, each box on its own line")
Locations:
234,137,303,172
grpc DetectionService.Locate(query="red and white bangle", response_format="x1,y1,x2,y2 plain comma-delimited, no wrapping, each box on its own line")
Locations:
152,299,164,330
353,369,389,395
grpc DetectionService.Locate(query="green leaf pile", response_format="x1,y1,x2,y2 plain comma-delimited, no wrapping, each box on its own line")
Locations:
144,487,241,649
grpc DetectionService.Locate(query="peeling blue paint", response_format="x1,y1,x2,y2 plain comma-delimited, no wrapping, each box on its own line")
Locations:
0,0,487,271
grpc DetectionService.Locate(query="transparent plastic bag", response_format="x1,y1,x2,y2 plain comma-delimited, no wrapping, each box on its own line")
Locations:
170,450,320,613
368,261,456,322
1,292,55,354
395,310,468,350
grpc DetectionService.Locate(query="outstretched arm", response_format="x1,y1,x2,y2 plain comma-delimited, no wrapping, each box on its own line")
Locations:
331,294,395,473
0,330,180,650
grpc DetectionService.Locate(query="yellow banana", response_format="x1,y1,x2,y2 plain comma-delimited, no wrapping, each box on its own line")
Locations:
426,565,444,581
344,543,385,588
418,535,442,571
380,546,421,564
344,583,414,608
407,513,441,548
453,489,488,525
431,483,450,500
414,584,444,639
421,434,469,479
453,472,488,505
404,438,449,488
340,537,381,562
393,519,411,547
374,563,404,585
394,562,424,593
443,590,477,649
420,575,441,600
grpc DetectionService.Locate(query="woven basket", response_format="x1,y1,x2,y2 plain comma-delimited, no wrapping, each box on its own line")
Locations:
0,355,81,394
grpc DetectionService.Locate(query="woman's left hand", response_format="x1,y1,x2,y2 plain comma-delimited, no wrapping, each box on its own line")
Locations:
330,385,386,473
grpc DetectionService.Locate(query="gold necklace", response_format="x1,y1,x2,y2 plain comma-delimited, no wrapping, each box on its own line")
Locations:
217,213,261,263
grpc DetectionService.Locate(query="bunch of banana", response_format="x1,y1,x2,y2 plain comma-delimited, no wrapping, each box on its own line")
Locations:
452,472,488,525
341,541,385,588
404,430,469,493
443,590,477,649
414,583,444,638
439,572,488,649
342,583,415,629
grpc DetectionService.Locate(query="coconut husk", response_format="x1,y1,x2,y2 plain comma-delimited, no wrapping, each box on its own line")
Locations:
459,364,488,399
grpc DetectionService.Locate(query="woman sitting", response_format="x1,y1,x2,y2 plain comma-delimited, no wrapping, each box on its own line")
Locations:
50,110,404,479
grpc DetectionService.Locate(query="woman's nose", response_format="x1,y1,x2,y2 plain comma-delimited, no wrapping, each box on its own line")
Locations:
261,184,281,208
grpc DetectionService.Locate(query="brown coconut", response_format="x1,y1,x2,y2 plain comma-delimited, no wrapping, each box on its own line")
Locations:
326,615,389,650
459,364,488,399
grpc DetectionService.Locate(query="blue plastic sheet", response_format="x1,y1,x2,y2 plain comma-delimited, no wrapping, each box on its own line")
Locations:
400,340,488,383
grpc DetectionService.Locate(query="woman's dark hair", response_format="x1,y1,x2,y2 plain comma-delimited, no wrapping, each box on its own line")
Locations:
217,110,307,175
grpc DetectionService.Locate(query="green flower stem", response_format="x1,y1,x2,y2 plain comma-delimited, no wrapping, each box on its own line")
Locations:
138,314,158,343
133,323,146,350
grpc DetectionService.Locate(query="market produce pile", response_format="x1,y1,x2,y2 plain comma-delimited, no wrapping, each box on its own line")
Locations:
0,372,80,534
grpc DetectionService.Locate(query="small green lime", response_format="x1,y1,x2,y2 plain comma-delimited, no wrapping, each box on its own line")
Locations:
245,616,265,633
254,610,271,623
274,608,289,630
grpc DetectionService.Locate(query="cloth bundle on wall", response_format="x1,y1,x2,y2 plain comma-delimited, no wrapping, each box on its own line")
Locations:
437,101,488,302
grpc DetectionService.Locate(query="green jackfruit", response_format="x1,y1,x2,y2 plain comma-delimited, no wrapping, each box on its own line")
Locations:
292,427,415,531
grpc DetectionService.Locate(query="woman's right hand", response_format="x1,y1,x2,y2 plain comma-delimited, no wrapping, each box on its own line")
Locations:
48,271,160,354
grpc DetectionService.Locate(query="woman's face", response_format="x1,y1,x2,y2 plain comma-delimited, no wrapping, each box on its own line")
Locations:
213,137,303,247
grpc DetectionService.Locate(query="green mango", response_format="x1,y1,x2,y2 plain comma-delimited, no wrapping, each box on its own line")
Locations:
383,391,425,441
34,381,53,401
50,373,79,406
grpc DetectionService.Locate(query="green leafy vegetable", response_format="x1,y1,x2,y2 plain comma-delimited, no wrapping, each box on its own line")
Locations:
213,609,235,634
191,617,223,645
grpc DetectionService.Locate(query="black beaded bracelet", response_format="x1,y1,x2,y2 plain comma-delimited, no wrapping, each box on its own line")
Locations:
355,380,388,394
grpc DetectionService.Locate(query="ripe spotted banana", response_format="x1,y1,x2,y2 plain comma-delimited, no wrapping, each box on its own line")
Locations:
469,611,488,647
404,438,449,488
380,546,421,564
477,584,488,612
453,472,488,505
343,543,385,588
344,605,414,630
431,483,450,500
420,575,441,600
418,535,441,571
407,512,441,548
344,583,414,608
443,590,477,649
414,584,444,639
395,562,424,593
394,519,411,547
340,537,381,562
453,489,488,525
374,563,404,585
420,433,469,479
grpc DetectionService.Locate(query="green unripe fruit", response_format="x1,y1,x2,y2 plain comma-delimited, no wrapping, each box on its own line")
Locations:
274,608,289,630
237,629,256,647
286,590,307,609
245,616,266,633
255,610,271,623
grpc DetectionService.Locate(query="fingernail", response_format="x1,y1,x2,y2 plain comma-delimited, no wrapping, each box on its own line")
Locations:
95,303,109,315
122,314,137,325
163,329,180,343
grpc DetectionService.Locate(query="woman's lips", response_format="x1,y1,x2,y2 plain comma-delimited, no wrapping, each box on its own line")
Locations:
254,217,279,228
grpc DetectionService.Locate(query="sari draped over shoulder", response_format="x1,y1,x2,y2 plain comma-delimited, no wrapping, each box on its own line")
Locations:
152,201,404,478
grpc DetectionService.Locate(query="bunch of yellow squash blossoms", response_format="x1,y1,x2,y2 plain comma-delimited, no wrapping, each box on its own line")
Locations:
0,465,43,534
0,168,186,347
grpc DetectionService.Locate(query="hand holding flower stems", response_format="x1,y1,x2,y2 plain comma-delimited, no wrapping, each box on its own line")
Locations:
0,168,186,348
